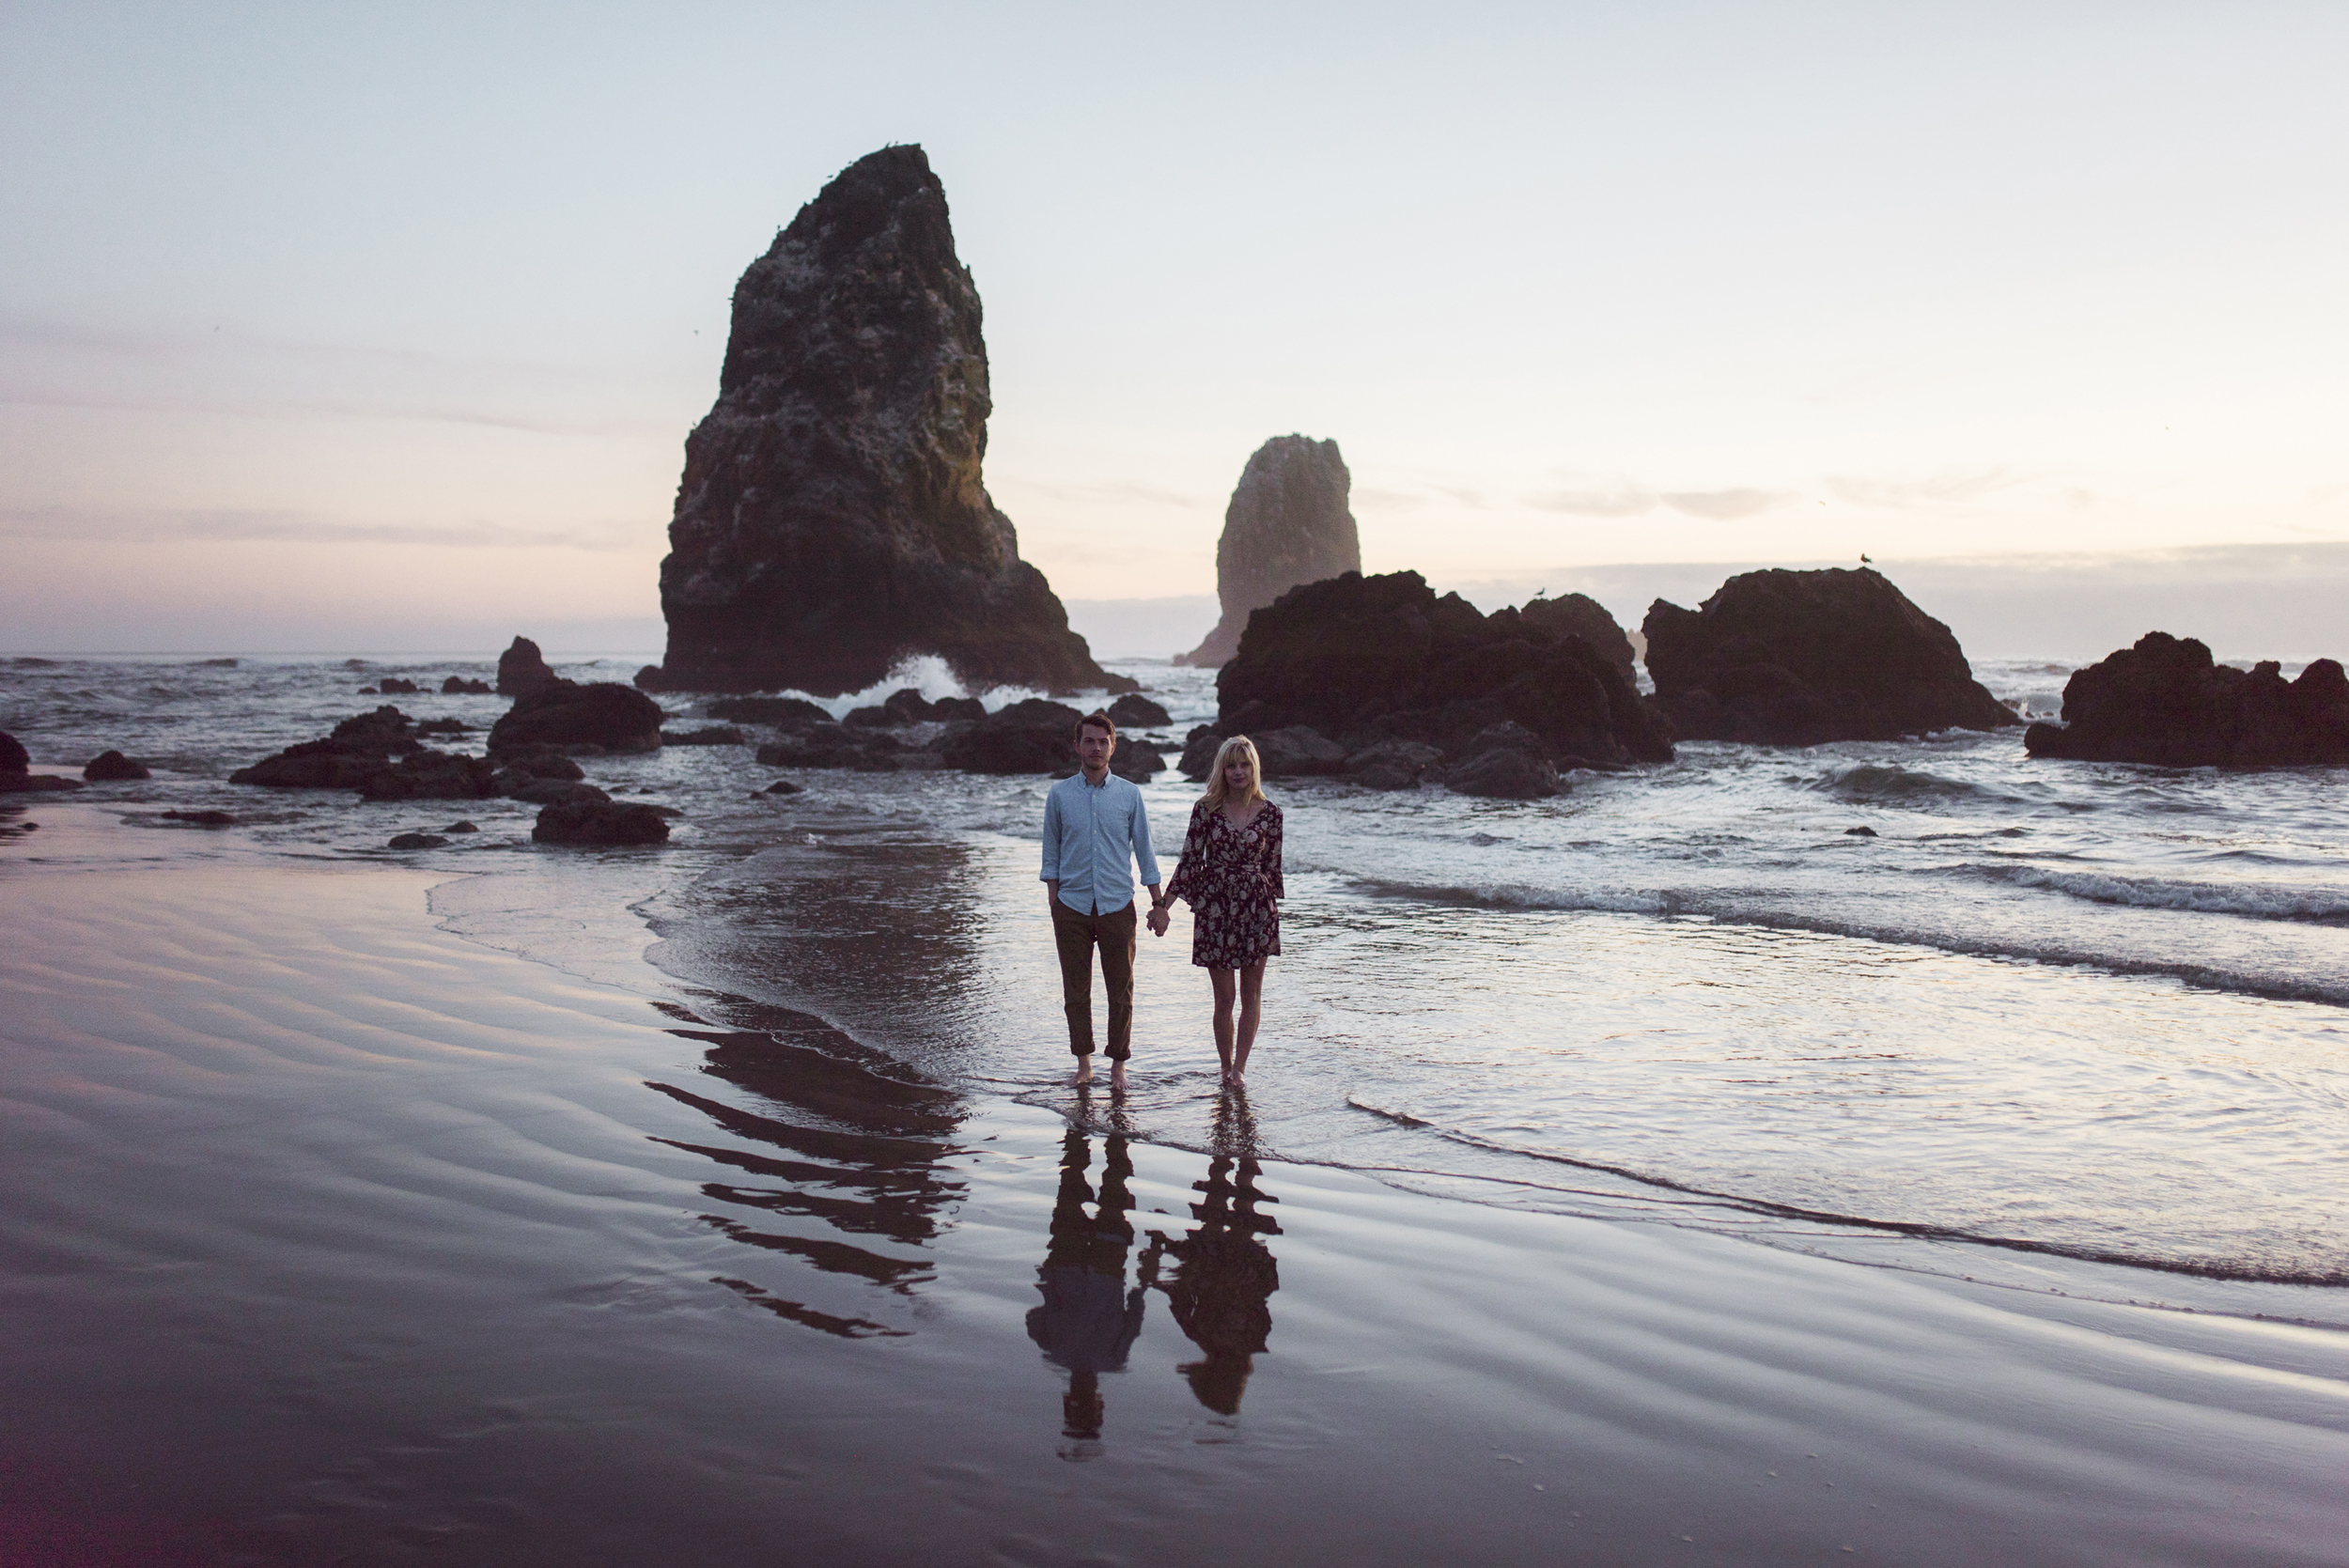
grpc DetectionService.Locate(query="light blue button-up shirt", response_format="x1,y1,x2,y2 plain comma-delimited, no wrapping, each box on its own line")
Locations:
1040,770,1161,914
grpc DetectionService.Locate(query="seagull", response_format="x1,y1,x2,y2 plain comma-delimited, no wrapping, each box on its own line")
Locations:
1859,553,1873,564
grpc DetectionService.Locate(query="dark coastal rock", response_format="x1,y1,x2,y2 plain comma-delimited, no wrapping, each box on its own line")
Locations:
358,752,497,801
1846,826,1878,836
442,675,493,694
161,809,235,826
2023,633,2349,767
498,636,560,696
1178,727,1225,781
387,832,449,850
83,751,151,781
1108,692,1173,729
643,145,1126,698
1216,570,1673,769
761,779,804,795
487,746,584,784
533,799,671,846
1180,436,1361,668
1507,594,1638,691
1447,748,1561,800
377,676,421,695
0,772,83,793
1642,568,2015,745
0,731,28,774
937,698,1086,775
231,706,420,789
661,726,748,746
488,681,665,755
708,695,835,727
444,820,480,832
1343,739,1442,791
1108,742,1166,783
413,718,471,737
1252,725,1348,778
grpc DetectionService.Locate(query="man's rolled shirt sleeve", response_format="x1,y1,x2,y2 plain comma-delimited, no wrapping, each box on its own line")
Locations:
1040,788,1064,882
1130,791,1161,888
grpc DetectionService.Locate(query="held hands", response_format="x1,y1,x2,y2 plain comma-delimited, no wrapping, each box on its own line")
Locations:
1146,904,1171,938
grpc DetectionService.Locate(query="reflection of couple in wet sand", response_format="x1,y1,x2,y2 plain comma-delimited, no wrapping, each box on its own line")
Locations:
1025,1119,1282,1450
1040,712,1284,1090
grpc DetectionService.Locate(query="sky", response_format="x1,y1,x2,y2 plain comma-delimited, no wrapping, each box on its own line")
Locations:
4,2,2346,655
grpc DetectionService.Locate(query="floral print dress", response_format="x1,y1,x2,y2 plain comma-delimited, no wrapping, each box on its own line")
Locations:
1165,800,1284,970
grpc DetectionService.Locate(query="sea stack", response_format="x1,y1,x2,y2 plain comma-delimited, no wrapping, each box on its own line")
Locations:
1178,436,1362,668
1641,567,2016,744
641,146,1126,697
2024,633,2349,766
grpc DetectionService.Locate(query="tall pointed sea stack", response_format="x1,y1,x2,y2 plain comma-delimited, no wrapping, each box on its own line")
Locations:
1178,435,1361,668
641,146,1125,696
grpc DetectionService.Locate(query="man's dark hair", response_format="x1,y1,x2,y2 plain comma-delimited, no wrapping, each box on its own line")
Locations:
1075,711,1116,741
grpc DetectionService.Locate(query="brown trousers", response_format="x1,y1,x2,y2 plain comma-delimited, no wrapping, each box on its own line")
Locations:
1050,898,1137,1059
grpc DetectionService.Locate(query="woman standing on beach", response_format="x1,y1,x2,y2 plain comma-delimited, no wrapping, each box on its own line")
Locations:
1153,737,1284,1086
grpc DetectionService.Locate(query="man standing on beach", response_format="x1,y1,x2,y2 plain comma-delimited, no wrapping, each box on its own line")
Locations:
1041,711,1165,1090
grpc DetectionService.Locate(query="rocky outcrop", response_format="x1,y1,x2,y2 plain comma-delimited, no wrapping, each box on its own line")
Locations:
498,637,559,696
0,727,81,793
1179,436,1362,669
533,799,671,846
488,682,665,754
1107,693,1173,729
1213,571,1673,774
84,751,151,781
708,695,833,727
937,699,1084,775
231,706,422,790
2024,633,2349,766
1642,567,2016,745
443,675,492,694
231,706,501,800
639,145,1126,698
1511,594,1637,690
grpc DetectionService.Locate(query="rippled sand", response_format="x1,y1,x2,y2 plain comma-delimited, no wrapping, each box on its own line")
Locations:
5,850,2346,1565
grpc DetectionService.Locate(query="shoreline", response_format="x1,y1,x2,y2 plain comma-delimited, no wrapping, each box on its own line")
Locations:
4,842,2346,1563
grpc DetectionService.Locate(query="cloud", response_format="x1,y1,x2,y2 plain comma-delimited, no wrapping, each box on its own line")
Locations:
1659,488,1789,520
994,477,1204,509
0,505,649,551
1523,487,1661,517
1823,469,2026,509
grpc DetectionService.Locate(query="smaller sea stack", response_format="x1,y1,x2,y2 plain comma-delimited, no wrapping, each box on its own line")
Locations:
2025,633,2349,766
1179,436,1362,669
1642,567,2015,745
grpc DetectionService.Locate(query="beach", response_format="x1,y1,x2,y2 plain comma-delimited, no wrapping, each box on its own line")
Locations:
6,777,2347,1565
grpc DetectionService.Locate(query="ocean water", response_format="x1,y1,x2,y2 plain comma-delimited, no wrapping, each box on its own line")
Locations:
6,649,2345,1304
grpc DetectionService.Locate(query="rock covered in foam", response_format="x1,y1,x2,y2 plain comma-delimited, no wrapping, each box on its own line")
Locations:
642,145,1126,698
2024,633,2349,766
1180,436,1362,669
1641,567,2015,745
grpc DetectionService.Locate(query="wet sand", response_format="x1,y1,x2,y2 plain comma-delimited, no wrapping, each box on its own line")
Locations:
4,851,2346,1565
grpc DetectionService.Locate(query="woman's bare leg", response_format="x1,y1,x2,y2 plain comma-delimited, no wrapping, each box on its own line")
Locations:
1209,967,1237,1079
1232,961,1267,1083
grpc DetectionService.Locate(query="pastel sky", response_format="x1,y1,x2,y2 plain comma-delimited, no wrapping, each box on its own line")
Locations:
4,2,2346,649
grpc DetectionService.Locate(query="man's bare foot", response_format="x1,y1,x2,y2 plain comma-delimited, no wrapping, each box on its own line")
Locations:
1110,1062,1128,1094
1074,1060,1094,1086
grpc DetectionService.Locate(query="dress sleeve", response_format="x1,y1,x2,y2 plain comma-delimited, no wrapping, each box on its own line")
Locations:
1265,805,1284,900
1166,802,1206,904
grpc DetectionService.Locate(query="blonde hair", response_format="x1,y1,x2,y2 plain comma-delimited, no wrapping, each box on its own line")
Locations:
1201,735,1266,814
